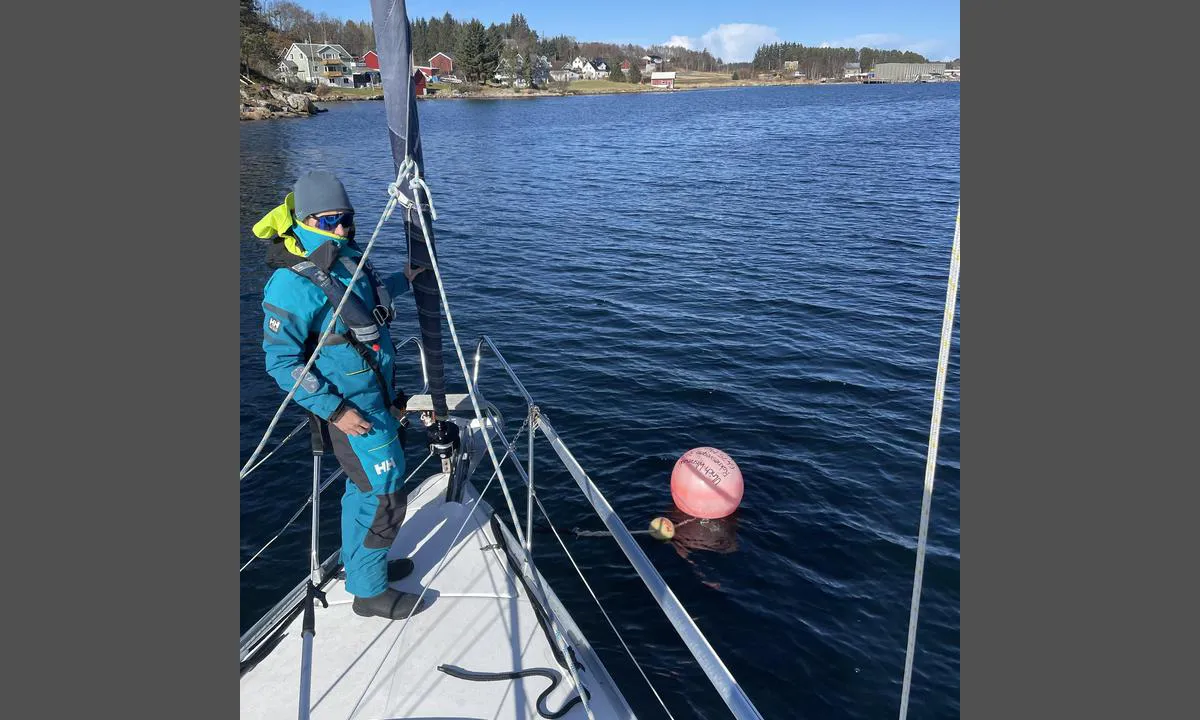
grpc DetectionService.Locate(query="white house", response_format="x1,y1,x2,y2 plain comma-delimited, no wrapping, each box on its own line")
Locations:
569,56,594,75
569,56,609,79
494,55,518,83
494,54,553,86
277,59,299,82
279,43,357,87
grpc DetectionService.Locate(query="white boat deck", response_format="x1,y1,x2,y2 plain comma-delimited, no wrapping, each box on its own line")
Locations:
241,469,635,719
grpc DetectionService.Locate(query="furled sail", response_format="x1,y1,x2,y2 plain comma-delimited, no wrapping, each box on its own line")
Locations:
369,0,449,420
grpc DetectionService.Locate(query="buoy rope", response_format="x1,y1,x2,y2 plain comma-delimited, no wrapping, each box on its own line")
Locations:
573,517,696,538
897,208,960,720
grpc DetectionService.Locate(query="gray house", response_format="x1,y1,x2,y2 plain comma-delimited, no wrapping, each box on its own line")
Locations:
278,43,357,87
550,63,581,82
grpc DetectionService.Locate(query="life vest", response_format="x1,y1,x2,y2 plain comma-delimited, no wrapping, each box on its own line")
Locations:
254,194,398,408
285,239,393,349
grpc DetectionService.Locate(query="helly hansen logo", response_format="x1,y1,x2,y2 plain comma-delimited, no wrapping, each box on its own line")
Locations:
374,459,396,476
268,317,281,333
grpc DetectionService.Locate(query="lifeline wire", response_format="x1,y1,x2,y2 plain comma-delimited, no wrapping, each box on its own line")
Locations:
466,426,608,720
482,420,676,715
486,422,677,720
536,496,676,720
242,417,309,480
240,161,413,481
240,452,433,573
897,207,960,720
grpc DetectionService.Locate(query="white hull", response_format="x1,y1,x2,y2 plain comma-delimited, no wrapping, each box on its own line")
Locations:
241,463,636,719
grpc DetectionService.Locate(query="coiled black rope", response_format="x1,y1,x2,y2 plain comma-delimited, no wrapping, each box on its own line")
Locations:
436,664,590,719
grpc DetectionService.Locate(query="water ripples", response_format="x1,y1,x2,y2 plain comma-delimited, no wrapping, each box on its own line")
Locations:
241,83,959,719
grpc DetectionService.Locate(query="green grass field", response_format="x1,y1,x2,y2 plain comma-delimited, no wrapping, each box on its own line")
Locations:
567,79,647,93
319,86,384,97
673,71,736,86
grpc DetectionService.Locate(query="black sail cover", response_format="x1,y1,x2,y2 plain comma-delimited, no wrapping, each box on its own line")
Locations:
370,0,449,419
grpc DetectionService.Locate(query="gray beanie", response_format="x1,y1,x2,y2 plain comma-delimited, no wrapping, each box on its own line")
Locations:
293,170,353,220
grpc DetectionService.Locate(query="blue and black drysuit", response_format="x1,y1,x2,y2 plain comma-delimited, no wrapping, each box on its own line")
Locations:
254,193,411,599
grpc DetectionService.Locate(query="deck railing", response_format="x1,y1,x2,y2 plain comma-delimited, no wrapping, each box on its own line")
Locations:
240,335,765,719
470,335,765,720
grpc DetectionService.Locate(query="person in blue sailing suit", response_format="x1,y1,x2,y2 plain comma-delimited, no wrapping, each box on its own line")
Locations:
253,170,429,620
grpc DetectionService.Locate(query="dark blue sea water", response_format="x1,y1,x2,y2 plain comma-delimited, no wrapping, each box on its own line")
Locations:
240,83,959,719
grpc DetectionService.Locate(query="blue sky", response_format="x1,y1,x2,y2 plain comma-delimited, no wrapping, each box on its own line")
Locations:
288,1,960,63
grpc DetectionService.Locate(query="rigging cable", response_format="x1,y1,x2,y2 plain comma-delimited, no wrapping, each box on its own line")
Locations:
402,177,596,719
897,207,960,720
240,336,428,485
400,166,531,552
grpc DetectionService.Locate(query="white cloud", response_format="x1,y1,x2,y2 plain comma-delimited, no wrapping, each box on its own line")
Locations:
662,23,781,63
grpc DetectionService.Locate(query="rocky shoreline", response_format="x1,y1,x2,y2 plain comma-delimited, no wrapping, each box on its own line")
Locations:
240,84,323,120
239,83,387,120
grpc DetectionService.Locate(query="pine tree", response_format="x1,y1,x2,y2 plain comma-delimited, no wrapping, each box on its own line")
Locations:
456,20,488,82
240,0,277,76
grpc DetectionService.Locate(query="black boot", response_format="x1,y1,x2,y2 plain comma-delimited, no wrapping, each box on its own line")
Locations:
352,588,429,619
387,558,415,582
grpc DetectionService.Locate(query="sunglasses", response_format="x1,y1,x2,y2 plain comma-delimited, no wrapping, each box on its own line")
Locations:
311,211,354,231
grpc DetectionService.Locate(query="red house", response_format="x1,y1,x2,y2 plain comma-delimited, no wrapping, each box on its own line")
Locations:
362,50,379,70
429,52,454,76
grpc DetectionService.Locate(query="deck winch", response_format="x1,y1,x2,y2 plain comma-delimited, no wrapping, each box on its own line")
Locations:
428,419,461,473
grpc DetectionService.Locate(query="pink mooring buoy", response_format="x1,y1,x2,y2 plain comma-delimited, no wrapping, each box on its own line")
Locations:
670,447,744,519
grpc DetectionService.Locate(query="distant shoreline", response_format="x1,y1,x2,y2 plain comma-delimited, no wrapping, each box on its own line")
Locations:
242,76,956,120
321,78,895,103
